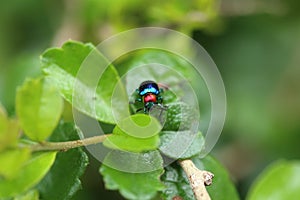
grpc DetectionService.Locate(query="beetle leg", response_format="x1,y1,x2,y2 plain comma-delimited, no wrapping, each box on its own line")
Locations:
136,108,143,113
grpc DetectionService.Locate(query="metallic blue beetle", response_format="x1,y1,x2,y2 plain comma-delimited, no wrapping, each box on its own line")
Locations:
134,80,166,113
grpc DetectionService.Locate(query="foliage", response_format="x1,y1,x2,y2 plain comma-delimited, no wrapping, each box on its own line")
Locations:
0,36,299,200
0,152,57,198
246,160,300,200
16,77,63,141
0,40,231,199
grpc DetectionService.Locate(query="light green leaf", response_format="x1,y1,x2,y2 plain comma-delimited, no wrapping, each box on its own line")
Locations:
0,149,31,179
13,190,39,200
0,152,57,198
41,40,122,124
100,164,165,200
159,131,204,159
103,114,161,152
247,160,300,200
0,105,19,151
16,77,63,141
37,123,89,200
161,155,239,200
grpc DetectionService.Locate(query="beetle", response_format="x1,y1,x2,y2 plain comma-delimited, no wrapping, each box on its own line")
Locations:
134,80,167,113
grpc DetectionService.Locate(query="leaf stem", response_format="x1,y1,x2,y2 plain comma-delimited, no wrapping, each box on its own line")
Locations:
29,134,109,152
178,159,214,200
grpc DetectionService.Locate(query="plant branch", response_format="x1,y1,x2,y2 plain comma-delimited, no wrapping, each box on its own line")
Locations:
178,159,214,200
29,134,109,152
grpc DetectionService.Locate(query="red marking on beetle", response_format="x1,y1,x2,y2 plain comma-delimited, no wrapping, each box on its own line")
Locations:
143,93,157,103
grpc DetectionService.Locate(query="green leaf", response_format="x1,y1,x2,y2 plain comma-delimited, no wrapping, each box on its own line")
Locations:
103,150,163,173
41,40,122,124
0,105,19,151
103,114,161,152
13,190,39,200
246,160,300,200
16,77,63,141
161,165,194,200
0,148,31,179
161,155,239,200
162,102,199,131
37,123,89,200
0,151,57,198
159,131,204,159
114,49,197,88
100,164,165,200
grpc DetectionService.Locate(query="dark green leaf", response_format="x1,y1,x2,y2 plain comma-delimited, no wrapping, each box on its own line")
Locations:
37,123,89,200
16,77,63,141
0,152,57,198
161,165,194,200
162,102,199,132
103,114,161,152
114,49,197,89
41,40,122,124
159,131,204,159
100,164,165,200
247,160,300,200
161,155,239,200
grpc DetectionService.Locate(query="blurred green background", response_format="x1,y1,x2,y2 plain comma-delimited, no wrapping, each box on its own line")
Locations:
1,0,300,199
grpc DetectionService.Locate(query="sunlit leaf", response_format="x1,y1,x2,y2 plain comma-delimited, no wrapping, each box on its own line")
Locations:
247,160,300,200
0,148,31,179
0,152,57,198
0,104,19,151
16,77,63,141
13,190,39,200
41,40,122,124
103,114,161,152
